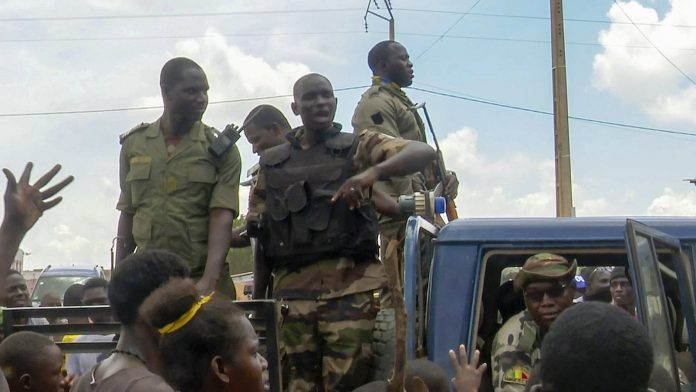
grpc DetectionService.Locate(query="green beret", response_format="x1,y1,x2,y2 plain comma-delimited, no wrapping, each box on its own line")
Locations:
513,253,577,291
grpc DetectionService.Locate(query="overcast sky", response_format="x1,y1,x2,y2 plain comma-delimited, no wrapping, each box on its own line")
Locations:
1,0,695,270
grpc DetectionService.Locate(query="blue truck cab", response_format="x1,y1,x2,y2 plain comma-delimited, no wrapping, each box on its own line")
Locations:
404,216,696,391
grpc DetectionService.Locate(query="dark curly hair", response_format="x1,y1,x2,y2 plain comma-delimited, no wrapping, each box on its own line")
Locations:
108,250,189,325
540,301,653,392
139,278,248,392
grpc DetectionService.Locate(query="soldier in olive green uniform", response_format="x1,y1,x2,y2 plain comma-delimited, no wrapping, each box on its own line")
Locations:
491,253,577,392
352,41,458,270
116,57,241,296
248,73,436,392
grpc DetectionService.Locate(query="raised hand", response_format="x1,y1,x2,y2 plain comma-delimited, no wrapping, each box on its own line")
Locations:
3,162,74,231
449,344,487,392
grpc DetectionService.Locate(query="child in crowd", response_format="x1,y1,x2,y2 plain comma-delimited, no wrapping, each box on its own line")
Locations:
139,278,268,392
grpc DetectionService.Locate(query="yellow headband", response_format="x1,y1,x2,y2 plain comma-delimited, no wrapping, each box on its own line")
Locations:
158,293,213,334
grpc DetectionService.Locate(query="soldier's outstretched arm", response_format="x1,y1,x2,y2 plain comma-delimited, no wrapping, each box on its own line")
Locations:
371,188,400,217
1,163,73,285
333,135,435,208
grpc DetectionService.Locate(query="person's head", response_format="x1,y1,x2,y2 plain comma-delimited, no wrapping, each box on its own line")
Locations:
39,294,62,324
0,331,63,392
82,277,108,306
40,293,61,307
242,105,291,154
108,250,190,327
3,270,29,308
291,73,337,132
610,267,635,311
160,57,209,124
62,283,86,323
514,253,576,330
367,41,414,87
536,301,653,392
82,277,110,323
350,359,448,392
63,283,84,306
140,278,267,392
404,359,450,392
583,267,612,302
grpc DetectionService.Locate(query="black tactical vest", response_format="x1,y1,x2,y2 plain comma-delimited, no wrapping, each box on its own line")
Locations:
260,128,379,268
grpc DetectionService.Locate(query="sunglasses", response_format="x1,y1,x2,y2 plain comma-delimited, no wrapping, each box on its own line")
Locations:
523,283,568,302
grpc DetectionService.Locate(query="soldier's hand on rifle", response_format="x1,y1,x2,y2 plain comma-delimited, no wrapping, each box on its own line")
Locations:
332,167,379,210
3,163,74,232
445,170,459,199
449,344,487,392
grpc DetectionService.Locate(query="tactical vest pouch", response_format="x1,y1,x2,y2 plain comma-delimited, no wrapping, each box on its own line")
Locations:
261,130,379,268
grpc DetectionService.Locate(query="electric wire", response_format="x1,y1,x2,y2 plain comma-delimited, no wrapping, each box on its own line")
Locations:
409,86,696,138
413,0,484,61
612,0,696,86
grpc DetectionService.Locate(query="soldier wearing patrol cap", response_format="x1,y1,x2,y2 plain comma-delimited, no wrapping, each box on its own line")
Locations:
490,253,577,392
115,57,242,296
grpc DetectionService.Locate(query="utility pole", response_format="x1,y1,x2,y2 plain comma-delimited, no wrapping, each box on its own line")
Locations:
364,0,395,40
550,0,574,217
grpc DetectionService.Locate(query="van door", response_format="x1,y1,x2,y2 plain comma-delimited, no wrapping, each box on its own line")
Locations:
625,219,696,390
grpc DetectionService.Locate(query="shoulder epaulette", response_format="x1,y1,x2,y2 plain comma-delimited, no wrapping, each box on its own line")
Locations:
119,122,149,144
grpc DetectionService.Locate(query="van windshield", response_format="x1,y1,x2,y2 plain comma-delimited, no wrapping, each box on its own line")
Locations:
31,276,93,305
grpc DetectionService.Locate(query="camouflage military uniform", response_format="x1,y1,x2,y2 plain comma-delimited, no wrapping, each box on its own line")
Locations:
249,126,411,392
490,310,542,392
351,77,434,241
117,119,241,294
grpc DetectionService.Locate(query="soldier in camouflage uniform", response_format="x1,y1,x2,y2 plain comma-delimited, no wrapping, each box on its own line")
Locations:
491,253,576,392
116,57,241,296
229,104,292,299
351,40,458,258
247,73,435,391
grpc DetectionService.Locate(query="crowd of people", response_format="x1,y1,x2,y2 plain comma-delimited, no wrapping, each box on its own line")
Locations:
0,38,679,392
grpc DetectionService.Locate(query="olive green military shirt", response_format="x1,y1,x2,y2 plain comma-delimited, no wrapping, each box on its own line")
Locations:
352,80,433,227
117,119,242,276
490,310,543,392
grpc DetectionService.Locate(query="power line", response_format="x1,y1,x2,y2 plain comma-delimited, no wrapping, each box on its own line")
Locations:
396,8,696,29
3,7,695,30
413,0,484,61
0,8,363,22
2,30,695,53
613,0,696,87
409,85,696,138
3,82,691,140
0,86,368,118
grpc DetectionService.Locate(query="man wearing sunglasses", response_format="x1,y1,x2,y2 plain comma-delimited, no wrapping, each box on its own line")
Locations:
491,253,577,392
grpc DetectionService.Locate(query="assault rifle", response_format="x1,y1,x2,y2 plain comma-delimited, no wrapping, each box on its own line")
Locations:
410,102,458,221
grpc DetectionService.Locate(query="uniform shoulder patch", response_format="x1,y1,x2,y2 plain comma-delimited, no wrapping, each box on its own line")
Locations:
119,122,149,144
371,112,384,125
502,365,530,385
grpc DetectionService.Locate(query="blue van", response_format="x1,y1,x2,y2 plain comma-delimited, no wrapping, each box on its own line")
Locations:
401,216,696,391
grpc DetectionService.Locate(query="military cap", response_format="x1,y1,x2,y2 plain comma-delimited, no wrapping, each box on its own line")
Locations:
513,253,577,291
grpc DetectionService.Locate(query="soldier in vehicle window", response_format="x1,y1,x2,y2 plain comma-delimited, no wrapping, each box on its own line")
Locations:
490,253,576,392
609,267,636,317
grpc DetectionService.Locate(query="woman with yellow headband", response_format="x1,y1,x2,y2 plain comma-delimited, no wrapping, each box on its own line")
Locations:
140,278,268,392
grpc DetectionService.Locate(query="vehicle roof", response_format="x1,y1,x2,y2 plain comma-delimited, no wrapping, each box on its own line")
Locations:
437,217,696,243
40,267,100,277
